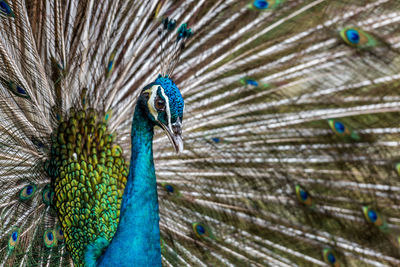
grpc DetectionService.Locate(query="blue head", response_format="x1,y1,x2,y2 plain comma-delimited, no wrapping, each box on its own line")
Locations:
139,75,184,152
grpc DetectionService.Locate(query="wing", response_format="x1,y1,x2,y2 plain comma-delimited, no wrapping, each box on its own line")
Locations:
48,107,128,266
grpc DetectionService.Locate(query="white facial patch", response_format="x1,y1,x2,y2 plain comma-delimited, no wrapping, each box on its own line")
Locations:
146,85,171,131
146,85,160,121
159,87,172,133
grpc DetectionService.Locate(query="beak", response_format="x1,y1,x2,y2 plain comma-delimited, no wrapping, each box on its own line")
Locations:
161,118,183,153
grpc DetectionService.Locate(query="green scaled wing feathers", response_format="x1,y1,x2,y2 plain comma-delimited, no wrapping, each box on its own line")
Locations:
45,108,128,266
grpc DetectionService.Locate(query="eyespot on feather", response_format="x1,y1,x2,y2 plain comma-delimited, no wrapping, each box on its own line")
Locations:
192,222,214,240
323,248,340,267
240,77,269,89
212,137,221,143
44,229,57,248
20,184,36,200
6,81,30,99
104,110,112,122
340,27,377,48
327,119,359,140
161,182,181,197
106,51,116,77
241,78,259,87
249,0,283,10
8,228,20,251
362,206,387,231
42,184,52,206
0,1,14,17
295,185,313,207
55,226,64,242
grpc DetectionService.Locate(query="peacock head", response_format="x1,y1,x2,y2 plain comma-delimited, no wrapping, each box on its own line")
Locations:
139,75,184,153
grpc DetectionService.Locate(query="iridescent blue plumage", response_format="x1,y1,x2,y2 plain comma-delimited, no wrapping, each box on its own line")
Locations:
95,75,184,266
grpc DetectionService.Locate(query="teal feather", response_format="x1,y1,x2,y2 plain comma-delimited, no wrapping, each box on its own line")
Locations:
0,1,400,266
85,237,109,267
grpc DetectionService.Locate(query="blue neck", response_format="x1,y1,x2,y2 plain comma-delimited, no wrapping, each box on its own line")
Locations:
98,104,161,266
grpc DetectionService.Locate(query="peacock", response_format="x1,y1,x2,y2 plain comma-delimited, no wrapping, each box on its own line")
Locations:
0,0,400,266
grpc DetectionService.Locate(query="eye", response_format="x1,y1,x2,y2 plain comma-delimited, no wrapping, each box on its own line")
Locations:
155,97,165,110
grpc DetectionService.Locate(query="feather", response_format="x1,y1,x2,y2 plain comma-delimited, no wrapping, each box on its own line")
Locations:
0,0,400,266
